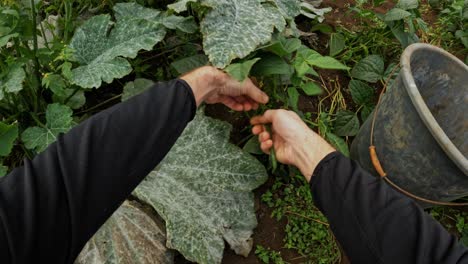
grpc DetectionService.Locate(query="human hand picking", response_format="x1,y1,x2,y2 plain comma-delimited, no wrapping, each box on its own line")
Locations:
181,66,269,111
250,110,336,181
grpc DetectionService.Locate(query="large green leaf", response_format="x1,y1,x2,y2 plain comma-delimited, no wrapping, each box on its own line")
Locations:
384,8,412,21
75,200,173,264
325,132,349,157
351,55,385,83
168,0,198,13
396,0,419,10
329,33,345,57
0,122,18,157
224,58,260,81
333,110,360,137
134,111,268,264
22,104,74,153
171,54,209,75
349,79,375,106
69,4,166,88
251,54,293,76
0,63,25,100
272,0,301,18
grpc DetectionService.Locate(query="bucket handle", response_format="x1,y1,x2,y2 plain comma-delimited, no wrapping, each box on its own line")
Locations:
369,65,468,207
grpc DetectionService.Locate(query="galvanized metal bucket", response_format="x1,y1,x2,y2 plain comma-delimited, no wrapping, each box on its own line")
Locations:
350,43,468,204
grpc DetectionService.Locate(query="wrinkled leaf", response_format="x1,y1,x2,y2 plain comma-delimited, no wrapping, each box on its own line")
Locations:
334,110,360,136
349,79,375,106
330,33,345,57
22,104,74,153
75,200,173,264
361,105,374,121
70,4,166,88
301,82,322,96
0,122,18,157
200,0,295,68
134,111,268,264
326,132,349,157
351,55,385,83
225,58,260,82
384,8,412,21
0,63,25,100
122,78,155,102
171,54,209,75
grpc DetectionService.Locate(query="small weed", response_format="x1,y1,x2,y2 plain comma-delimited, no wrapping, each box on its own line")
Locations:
255,245,287,264
259,174,341,264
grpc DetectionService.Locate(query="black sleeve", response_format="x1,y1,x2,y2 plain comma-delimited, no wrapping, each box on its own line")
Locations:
310,152,468,263
0,79,196,264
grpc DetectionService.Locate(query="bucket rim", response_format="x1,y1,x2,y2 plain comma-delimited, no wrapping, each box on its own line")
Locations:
401,43,468,175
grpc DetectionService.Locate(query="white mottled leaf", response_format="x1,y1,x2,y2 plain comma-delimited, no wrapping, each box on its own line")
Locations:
200,0,279,68
272,0,301,18
122,78,155,102
22,104,73,153
168,0,199,13
134,111,268,264
75,200,173,264
0,63,25,100
69,4,166,88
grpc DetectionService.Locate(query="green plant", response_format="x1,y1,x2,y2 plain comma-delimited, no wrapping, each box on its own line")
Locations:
261,174,340,263
255,245,287,264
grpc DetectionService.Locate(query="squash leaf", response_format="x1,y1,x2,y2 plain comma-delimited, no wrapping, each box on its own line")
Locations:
122,78,155,102
0,63,25,100
134,111,268,264
22,104,74,153
75,200,173,264
0,122,18,157
69,3,166,88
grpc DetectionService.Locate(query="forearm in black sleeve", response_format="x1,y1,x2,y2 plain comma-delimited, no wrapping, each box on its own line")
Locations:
0,79,196,264
310,152,468,263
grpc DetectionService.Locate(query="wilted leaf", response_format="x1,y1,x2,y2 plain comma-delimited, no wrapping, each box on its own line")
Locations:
69,3,166,88
22,104,74,153
225,58,260,82
122,78,155,102
351,55,385,83
334,110,360,137
0,122,18,157
171,54,209,75
134,111,268,264
384,8,412,21
75,200,173,264
330,33,345,57
326,132,349,157
349,80,375,106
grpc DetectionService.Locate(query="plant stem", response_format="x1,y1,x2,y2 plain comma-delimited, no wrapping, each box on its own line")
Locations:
63,87,80,104
285,211,330,226
29,0,41,112
30,112,46,128
76,94,122,115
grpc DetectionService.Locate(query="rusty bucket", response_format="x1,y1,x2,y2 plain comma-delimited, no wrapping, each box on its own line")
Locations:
350,43,468,204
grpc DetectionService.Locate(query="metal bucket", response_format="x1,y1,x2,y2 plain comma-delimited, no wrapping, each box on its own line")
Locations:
350,43,468,203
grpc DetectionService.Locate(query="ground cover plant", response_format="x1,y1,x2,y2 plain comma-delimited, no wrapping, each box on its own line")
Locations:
0,0,467,263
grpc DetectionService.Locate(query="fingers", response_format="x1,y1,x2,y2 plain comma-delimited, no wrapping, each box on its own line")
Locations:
252,125,264,135
218,95,243,111
250,110,275,125
242,78,269,104
260,140,273,154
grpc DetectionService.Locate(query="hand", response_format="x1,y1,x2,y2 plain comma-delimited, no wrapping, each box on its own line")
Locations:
250,110,335,181
180,66,269,110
